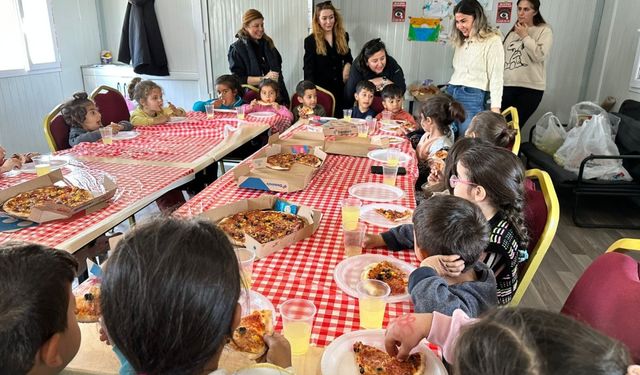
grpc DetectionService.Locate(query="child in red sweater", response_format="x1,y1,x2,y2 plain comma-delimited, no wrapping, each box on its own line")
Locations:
375,84,416,127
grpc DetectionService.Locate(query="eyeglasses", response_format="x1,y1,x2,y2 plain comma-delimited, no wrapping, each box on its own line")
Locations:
449,175,478,188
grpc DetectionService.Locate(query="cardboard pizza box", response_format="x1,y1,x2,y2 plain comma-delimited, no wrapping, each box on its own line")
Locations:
324,134,390,158
322,119,359,137
198,195,322,259
276,131,325,148
233,142,327,193
0,169,117,223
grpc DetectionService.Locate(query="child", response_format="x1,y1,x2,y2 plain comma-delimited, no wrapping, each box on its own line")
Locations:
351,80,377,119
0,146,25,173
375,84,416,126
241,79,293,134
61,92,134,146
0,242,81,374
409,195,497,316
193,74,244,112
366,142,528,305
467,110,517,148
385,308,637,374
293,80,326,122
101,217,292,374
129,78,186,126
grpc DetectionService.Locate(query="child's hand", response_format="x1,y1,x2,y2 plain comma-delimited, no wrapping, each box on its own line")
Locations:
427,169,442,185
213,98,223,109
262,332,292,369
385,313,433,361
273,103,280,111
250,99,258,108
420,255,465,277
2,157,22,172
265,71,280,81
363,233,386,249
155,113,170,124
0,146,5,160
109,122,123,134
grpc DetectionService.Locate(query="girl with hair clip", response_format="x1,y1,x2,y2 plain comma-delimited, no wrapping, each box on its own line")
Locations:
466,110,518,148
100,217,293,375
128,78,186,126
385,307,639,375
366,141,528,305
447,0,504,137
240,79,293,134
303,1,353,111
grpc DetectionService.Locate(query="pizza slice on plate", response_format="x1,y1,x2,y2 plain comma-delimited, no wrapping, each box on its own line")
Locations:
374,208,412,223
361,261,409,295
74,284,101,323
353,341,425,375
229,310,273,359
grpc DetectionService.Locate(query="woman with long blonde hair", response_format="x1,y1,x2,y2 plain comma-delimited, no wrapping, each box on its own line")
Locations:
303,1,353,111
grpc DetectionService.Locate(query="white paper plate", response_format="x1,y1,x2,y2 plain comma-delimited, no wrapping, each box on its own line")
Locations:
380,119,405,130
349,182,404,203
21,159,68,173
361,203,413,228
238,289,277,326
248,111,276,119
372,135,405,145
214,108,238,113
167,116,187,123
112,131,139,141
367,149,412,164
333,254,416,303
349,118,366,124
321,329,447,375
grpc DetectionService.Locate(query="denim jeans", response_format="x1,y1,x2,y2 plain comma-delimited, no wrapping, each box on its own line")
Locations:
446,84,489,137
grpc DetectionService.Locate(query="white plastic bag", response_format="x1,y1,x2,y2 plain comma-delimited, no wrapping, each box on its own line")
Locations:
554,114,632,181
568,101,607,131
533,112,566,155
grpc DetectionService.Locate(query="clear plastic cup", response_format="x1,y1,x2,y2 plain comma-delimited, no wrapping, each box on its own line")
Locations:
32,155,51,176
343,222,367,257
99,127,113,145
381,111,392,124
366,116,377,134
382,163,399,186
205,104,215,119
343,109,352,121
237,106,245,120
356,279,390,329
340,197,362,230
386,148,401,167
279,299,316,356
357,122,369,138
235,248,256,288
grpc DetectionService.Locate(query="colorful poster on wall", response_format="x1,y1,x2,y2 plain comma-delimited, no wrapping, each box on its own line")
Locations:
423,0,454,18
408,17,441,42
496,2,512,23
392,1,406,22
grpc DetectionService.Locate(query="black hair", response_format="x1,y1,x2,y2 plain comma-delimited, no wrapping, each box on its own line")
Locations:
381,83,404,100
355,80,376,95
412,195,489,271
468,111,517,148
0,242,78,374
101,217,241,375
443,138,489,189
356,38,387,73
420,94,466,137
517,0,546,26
60,92,94,128
215,74,242,96
295,80,317,97
258,78,280,102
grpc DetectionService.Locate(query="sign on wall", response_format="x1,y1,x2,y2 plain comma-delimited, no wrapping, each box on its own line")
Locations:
392,1,406,22
496,2,512,23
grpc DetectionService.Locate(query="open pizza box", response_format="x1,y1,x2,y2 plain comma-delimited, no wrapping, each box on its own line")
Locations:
324,134,390,157
322,119,359,137
0,169,116,223
198,195,322,259
233,141,327,193
275,131,325,148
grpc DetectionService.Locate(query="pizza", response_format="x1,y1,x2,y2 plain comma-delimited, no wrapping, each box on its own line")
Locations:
229,310,273,359
294,153,322,168
74,284,101,323
2,186,93,219
217,210,308,246
433,149,448,160
265,153,322,170
361,261,409,295
402,122,416,132
374,208,412,223
353,341,425,375
299,106,315,117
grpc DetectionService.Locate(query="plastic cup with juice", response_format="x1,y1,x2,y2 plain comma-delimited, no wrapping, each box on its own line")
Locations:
343,109,352,121
99,127,113,145
235,248,256,288
357,279,391,329
343,222,367,257
279,299,316,356
386,148,401,167
237,106,246,120
32,155,51,176
205,104,215,119
382,163,399,186
357,122,368,138
340,197,362,230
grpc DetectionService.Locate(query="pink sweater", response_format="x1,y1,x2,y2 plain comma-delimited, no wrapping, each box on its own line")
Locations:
241,103,293,134
427,309,475,363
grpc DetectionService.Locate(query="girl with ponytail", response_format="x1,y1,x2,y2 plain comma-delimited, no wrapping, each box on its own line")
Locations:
467,111,518,149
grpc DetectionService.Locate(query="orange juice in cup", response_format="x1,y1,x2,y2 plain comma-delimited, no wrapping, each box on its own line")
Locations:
279,299,316,356
340,197,361,230
32,155,51,176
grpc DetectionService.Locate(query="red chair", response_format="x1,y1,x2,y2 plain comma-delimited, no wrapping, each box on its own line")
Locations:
291,85,336,118
372,96,385,113
90,85,130,125
242,84,259,104
561,248,640,362
43,104,71,152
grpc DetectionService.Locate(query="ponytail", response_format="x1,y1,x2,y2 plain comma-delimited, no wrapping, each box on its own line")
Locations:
449,101,466,125
421,94,466,137
468,111,515,148
128,77,142,101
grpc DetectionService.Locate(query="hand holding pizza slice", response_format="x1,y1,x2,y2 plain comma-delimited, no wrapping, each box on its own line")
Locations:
229,310,274,359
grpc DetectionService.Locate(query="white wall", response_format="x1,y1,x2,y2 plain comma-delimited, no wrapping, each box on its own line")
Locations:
0,0,101,154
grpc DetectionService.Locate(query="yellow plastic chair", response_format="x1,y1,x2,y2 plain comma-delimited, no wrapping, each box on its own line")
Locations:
509,168,560,306
43,103,68,152
502,106,521,155
606,238,640,253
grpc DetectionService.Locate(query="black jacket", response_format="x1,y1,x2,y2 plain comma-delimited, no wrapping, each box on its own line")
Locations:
118,0,169,76
228,36,289,105
344,54,406,108
303,33,353,111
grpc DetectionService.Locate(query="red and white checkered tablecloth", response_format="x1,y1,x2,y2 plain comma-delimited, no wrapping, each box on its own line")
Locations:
151,111,290,136
175,131,420,347
0,161,192,251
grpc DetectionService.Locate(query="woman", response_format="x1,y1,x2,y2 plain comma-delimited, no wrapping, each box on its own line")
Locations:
503,0,552,126
344,38,406,109
303,2,353,113
228,9,289,105
447,0,504,137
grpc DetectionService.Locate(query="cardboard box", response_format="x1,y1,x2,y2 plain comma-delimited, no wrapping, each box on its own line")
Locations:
198,195,322,258
324,134,390,157
0,169,116,223
322,119,359,137
233,142,327,193
276,131,325,148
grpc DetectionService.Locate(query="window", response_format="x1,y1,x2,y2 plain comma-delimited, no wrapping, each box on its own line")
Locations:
0,0,59,75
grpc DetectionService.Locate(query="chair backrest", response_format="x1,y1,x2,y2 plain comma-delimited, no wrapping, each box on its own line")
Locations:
371,96,385,114
90,85,130,126
242,84,259,104
290,84,336,118
561,250,640,362
510,168,560,306
502,106,521,155
606,238,640,253
43,104,71,152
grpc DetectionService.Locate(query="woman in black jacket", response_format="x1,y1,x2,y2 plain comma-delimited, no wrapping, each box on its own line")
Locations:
228,9,289,105
303,1,353,112
344,38,406,109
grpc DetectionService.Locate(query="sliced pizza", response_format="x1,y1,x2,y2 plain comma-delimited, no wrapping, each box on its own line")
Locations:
353,341,425,375
3,186,93,219
74,284,101,323
229,310,273,359
217,210,308,247
294,153,322,168
361,261,409,296
374,208,412,223
266,153,296,170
